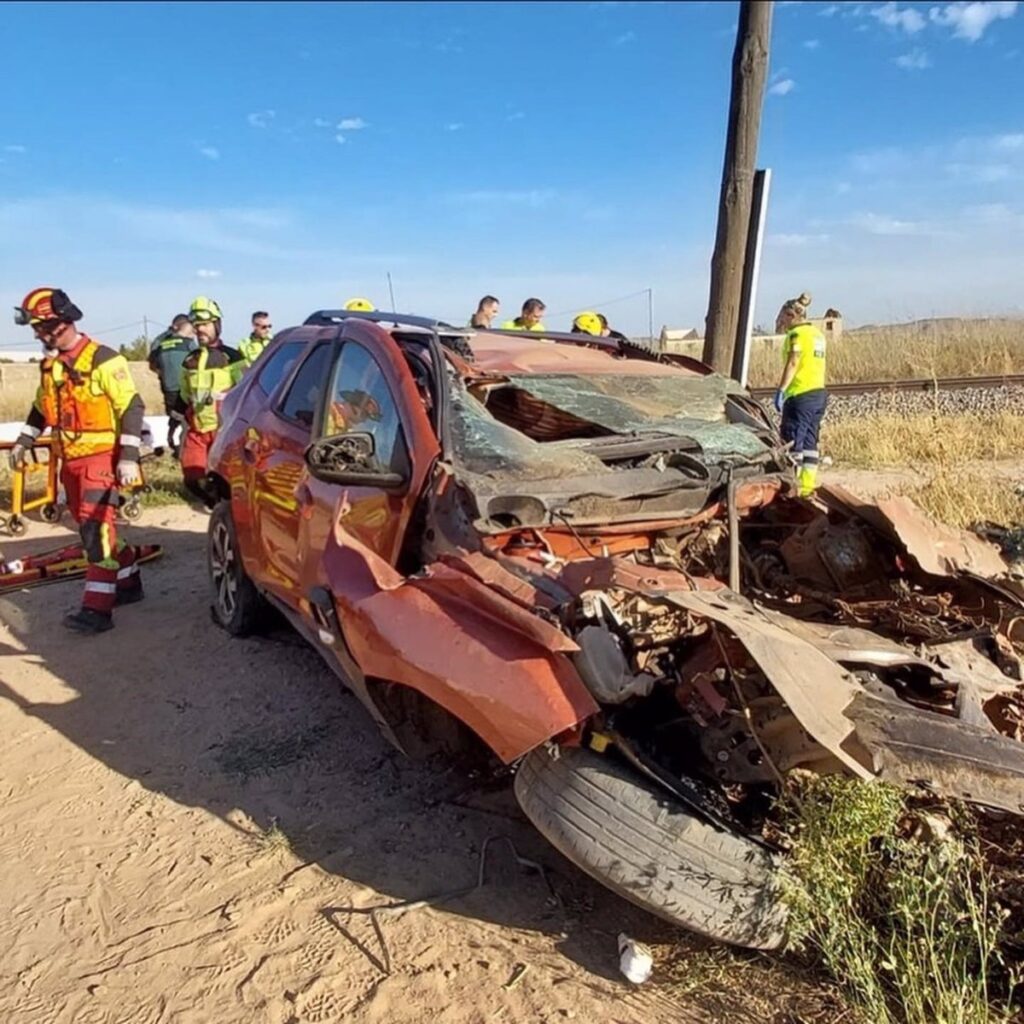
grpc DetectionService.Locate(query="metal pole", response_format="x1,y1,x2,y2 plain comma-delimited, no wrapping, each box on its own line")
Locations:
703,0,773,373
731,167,772,387
647,288,654,347
142,316,149,343
386,273,397,312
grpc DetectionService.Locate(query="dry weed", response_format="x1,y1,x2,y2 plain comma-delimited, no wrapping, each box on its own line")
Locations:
823,413,1024,468
897,472,1024,531
748,319,1024,388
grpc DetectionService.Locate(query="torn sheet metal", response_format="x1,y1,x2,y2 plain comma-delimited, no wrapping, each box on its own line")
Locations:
847,691,1024,814
322,521,597,763
657,589,875,779
819,484,1008,579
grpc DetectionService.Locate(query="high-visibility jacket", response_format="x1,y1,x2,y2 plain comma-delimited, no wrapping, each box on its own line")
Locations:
20,335,144,462
782,322,827,398
238,334,269,367
175,344,244,433
500,318,546,332
148,332,196,392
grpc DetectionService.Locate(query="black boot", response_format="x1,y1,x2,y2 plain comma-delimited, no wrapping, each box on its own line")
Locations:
63,609,114,634
115,579,145,606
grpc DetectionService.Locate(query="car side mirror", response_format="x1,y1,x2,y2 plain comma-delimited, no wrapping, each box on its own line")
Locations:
304,432,406,491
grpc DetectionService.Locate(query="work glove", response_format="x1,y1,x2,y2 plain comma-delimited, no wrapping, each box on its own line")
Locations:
773,389,785,415
117,460,142,488
8,442,29,471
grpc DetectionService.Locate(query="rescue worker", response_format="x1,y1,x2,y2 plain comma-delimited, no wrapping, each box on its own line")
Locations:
571,311,603,336
469,295,500,329
597,313,628,342
173,297,243,507
773,292,827,497
344,297,375,312
501,298,546,332
9,287,145,634
238,310,273,368
147,313,195,457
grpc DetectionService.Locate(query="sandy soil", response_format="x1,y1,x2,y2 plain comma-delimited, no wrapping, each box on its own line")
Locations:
0,505,731,1024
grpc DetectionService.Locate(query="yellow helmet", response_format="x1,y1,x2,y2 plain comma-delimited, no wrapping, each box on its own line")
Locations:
572,311,602,336
189,295,223,323
343,297,375,312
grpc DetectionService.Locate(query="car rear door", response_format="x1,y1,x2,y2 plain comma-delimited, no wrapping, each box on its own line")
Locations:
243,341,334,605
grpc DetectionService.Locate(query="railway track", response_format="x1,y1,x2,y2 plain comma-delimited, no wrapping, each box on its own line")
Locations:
747,373,1024,399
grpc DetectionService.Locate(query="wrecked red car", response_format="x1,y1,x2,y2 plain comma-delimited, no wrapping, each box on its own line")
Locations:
206,311,1024,950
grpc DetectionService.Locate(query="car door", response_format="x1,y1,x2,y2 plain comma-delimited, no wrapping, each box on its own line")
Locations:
297,333,430,574
245,341,333,604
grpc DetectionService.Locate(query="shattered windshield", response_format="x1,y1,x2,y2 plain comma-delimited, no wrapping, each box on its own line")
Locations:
504,373,765,458
449,370,769,480
449,386,608,479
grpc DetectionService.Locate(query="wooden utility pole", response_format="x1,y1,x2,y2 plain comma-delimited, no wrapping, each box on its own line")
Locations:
702,0,773,372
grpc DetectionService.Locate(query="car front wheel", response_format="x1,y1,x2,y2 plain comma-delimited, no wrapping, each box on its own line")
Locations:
514,745,788,950
208,501,267,636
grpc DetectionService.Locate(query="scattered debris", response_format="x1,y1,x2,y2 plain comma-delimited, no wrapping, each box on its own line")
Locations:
617,934,653,985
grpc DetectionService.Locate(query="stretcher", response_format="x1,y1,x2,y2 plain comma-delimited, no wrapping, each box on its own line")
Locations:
0,541,163,595
0,438,158,537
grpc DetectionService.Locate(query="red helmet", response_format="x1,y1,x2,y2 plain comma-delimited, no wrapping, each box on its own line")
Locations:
15,287,83,326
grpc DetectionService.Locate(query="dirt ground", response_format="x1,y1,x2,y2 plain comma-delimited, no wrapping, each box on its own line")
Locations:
2,504,768,1024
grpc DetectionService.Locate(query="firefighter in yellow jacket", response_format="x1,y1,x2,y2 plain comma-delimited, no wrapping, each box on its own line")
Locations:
173,297,243,507
9,288,145,634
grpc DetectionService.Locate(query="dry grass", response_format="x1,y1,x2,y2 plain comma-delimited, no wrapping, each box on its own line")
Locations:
0,362,164,422
898,472,1024,531
823,413,1024,468
747,318,1024,388
823,412,1024,529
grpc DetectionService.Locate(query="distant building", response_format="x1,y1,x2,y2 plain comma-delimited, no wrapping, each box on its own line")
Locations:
657,326,701,355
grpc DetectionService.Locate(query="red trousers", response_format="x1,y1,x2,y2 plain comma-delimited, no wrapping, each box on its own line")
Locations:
181,428,217,505
62,453,138,614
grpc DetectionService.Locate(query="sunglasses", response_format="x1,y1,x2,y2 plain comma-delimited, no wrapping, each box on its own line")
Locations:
189,312,218,324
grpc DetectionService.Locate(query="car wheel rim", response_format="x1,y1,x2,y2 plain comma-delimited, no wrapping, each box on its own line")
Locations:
210,519,239,618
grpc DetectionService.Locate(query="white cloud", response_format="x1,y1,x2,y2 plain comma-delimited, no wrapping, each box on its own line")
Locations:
198,146,220,161
614,30,637,44
803,38,821,49
820,3,840,14
929,1,1018,42
769,78,796,95
313,117,332,129
3,144,26,154
850,212,929,235
995,133,1024,150
895,47,932,68
506,111,526,121
196,269,222,279
945,162,1012,183
768,232,831,246
337,117,368,131
246,110,276,129
445,122,465,132
335,134,347,145
872,2,926,33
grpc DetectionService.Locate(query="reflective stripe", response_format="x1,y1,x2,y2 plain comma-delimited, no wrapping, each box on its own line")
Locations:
116,565,139,580
84,581,117,594
22,423,42,439
119,434,141,448
83,487,118,506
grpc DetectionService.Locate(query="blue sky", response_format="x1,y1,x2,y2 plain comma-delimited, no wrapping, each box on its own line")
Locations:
1,0,1022,348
